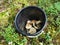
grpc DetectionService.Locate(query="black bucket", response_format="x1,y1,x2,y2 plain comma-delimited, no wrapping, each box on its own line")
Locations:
15,6,47,38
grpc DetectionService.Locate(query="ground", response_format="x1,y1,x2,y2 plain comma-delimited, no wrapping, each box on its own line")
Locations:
0,0,60,45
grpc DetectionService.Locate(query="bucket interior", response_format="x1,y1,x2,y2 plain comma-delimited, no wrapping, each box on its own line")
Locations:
15,6,46,36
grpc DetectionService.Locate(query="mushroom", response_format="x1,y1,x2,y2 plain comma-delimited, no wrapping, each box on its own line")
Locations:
36,20,41,24
28,27,36,34
25,20,41,34
27,20,31,23
31,20,38,29
25,20,32,29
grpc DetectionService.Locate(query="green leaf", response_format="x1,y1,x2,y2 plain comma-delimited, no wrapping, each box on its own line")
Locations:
20,43,23,45
54,2,60,11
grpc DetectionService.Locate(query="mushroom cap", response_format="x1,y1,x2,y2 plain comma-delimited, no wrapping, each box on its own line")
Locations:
28,27,36,34
25,23,32,29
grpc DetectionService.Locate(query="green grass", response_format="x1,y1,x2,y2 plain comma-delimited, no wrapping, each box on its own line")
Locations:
0,0,60,45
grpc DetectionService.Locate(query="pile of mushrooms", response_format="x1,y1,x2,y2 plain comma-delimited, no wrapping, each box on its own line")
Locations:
25,20,41,34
